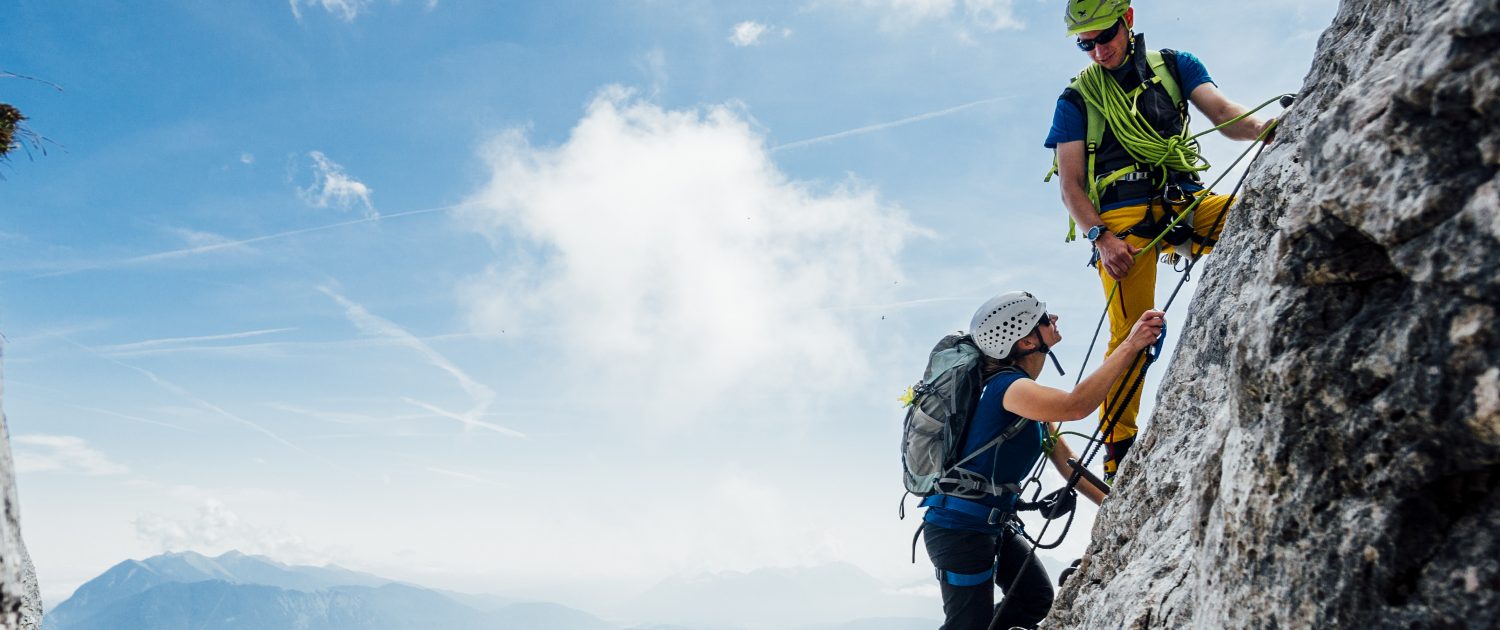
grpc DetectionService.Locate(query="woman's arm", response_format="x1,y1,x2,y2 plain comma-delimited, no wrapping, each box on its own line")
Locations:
1002,309,1165,421
1045,428,1107,505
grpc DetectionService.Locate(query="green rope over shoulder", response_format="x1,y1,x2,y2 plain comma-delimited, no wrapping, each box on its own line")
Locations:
1073,62,1208,184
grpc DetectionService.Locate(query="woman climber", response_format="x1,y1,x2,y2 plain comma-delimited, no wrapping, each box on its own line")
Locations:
920,290,1163,629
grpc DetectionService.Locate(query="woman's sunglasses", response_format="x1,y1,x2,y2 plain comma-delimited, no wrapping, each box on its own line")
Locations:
1076,20,1124,52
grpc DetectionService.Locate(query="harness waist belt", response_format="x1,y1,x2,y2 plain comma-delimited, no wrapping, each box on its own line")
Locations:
1110,170,1152,183
920,494,1014,526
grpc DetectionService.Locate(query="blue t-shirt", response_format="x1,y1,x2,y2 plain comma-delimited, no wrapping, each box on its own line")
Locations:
923,370,1045,533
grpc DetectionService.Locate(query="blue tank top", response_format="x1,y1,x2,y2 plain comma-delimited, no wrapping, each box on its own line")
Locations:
923,370,1046,533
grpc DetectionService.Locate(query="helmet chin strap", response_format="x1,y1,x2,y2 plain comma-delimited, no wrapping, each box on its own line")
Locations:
1036,334,1067,376
1014,330,1067,376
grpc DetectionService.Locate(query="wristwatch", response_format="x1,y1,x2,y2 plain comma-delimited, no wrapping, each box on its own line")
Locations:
1085,225,1108,242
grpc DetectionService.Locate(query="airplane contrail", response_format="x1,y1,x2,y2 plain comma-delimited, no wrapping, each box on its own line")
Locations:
321,288,523,438
62,337,306,453
97,328,297,354
771,96,1015,152
31,202,477,279
404,398,526,438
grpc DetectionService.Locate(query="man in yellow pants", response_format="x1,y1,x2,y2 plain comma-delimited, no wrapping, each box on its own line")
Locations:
1045,0,1273,480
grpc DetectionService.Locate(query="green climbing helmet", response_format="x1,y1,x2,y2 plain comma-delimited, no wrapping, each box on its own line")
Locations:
1064,0,1130,36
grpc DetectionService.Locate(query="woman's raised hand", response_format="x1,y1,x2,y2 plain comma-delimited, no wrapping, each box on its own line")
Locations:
1126,310,1166,352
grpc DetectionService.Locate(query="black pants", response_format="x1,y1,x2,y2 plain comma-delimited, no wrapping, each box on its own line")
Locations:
924,522,1054,630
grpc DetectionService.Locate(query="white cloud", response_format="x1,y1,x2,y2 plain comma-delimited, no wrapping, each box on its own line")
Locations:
134,499,327,565
729,21,772,47
703,474,796,561
636,48,668,98
289,0,372,22
297,151,376,218
960,0,1023,30
13,435,128,476
289,0,437,22
164,227,254,256
239,152,255,165
459,87,911,425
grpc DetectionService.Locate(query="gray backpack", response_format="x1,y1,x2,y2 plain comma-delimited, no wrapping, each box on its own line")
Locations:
901,334,1030,500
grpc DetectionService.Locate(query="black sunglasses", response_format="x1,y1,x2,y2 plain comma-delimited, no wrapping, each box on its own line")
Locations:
1036,313,1052,328
1075,20,1123,52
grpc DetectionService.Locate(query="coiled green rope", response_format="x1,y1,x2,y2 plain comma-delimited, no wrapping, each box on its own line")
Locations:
1074,63,1209,176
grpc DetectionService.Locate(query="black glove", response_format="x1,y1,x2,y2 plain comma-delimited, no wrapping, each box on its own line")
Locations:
1038,488,1077,520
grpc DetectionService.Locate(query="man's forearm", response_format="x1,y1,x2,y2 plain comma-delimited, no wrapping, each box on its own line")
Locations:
1061,178,1104,233
1214,102,1266,141
1224,115,1266,141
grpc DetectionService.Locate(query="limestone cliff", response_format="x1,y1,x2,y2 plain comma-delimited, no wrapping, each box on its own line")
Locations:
1047,0,1500,627
0,342,41,630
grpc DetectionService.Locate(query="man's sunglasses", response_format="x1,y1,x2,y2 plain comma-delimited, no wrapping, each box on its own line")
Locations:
1075,20,1123,52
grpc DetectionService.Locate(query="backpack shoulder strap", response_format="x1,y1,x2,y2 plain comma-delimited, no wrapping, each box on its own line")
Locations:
1066,77,1107,156
1147,50,1184,110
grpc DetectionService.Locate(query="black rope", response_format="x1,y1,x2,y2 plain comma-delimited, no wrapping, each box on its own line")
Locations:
1072,295,1113,388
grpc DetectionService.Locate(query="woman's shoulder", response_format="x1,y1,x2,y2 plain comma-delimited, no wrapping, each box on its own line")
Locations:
979,368,1030,403
986,367,1030,386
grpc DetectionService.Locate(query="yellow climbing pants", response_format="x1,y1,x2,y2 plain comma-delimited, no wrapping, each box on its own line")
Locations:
1094,192,1234,473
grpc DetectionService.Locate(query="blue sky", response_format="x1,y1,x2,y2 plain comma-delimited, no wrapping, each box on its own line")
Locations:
1,0,1337,621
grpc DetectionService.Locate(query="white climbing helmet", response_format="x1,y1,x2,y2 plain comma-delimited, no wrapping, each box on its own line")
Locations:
969,291,1047,360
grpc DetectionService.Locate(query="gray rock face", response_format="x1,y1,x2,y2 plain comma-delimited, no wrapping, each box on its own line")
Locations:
1046,0,1500,628
0,342,41,630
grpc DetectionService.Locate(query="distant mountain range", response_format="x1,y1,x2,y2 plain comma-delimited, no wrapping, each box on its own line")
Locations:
41,551,612,630
42,551,940,630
